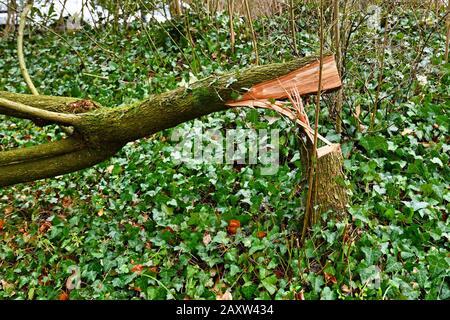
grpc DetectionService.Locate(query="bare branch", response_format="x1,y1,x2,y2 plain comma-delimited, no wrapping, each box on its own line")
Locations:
0,97,80,125
17,4,39,96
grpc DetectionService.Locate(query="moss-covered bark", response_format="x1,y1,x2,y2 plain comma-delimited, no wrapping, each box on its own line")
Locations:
0,55,340,186
0,144,123,187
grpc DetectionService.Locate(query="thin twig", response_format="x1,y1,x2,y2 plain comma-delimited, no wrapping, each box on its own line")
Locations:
302,0,324,243
244,0,259,65
445,0,450,62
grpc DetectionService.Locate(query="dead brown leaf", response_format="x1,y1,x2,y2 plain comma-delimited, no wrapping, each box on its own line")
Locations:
203,232,212,246
324,272,337,285
61,196,73,208
216,290,232,300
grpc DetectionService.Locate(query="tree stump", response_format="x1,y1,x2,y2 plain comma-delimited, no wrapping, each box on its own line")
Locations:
301,142,348,215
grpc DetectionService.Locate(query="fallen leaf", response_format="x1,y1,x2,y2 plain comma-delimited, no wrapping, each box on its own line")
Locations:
58,291,69,300
65,269,80,291
216,290,232,300
227,219,240,235
256,231,267,239
324,272,337,285
274,269,284,278
419,141,432,148
228,220,240,228
39,221,52,234
0,220,4,231
341,284,351,294
203,232,212,246
149,266,159,274
61,196,73,208
4,206,13,215
131,286,141,292
295,290,305,300
1,280,14,291
401,128,413,136
355,105,361,118
163,226,174,233
106,165,114,174
131,264,144,273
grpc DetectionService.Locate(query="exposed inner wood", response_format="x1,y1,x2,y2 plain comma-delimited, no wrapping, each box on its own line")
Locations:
229,55,341,102
317,143,340,158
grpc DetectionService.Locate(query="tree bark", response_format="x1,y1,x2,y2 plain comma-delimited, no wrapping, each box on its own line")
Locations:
3,0,17,38
0,55,341,187
300,142,348,215
314,143,348,213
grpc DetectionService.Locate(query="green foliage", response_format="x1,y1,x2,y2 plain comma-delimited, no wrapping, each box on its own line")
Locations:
0,5,449,300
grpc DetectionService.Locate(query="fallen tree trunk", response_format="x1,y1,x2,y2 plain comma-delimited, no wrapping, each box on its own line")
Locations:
0,55,341,187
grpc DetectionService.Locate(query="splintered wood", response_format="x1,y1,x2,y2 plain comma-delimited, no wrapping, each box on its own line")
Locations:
226,55,348,213
226,55,342,158
227,55,341,103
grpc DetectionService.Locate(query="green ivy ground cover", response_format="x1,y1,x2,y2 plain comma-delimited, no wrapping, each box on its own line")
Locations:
0,8,448,300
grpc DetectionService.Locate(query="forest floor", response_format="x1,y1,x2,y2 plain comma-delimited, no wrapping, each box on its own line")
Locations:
0,7,449,299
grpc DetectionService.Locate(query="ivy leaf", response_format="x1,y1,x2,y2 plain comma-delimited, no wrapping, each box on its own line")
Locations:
403,200,429,211
359,135,388,153
430,157,443,167
320,287,336,300
261,275,278,295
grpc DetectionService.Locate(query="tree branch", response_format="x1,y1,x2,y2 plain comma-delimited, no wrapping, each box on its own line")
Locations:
17,3,39,95
0,143,123,187
0,97,80,125
0,91,84,121
0,136,85,166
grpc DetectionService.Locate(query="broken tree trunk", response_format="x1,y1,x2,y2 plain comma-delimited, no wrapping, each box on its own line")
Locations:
0,55,343,197
228,56,348,215
315,144,347,213
300,142,348,214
